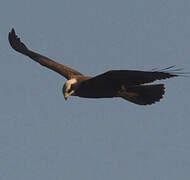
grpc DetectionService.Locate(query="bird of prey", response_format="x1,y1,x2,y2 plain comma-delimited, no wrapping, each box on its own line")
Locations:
8,28,182,105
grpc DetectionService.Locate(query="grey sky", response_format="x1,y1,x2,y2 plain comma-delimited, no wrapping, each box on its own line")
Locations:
0,0,190,179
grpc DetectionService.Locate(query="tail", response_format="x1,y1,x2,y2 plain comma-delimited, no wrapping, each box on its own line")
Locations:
120,84,165,105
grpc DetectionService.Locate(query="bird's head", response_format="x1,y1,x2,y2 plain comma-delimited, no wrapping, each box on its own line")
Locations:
62,78,77,100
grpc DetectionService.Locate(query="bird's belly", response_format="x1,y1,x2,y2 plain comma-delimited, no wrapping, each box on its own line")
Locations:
75,86,116,98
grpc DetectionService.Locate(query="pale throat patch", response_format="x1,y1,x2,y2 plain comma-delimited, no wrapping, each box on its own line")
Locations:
65,78,77,91
66,78,77,85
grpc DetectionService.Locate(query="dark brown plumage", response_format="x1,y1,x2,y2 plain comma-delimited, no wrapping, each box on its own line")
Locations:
8,28,182,105
8,28,83,79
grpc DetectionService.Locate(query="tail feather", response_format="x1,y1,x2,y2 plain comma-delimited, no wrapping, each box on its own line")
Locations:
120,84,165,105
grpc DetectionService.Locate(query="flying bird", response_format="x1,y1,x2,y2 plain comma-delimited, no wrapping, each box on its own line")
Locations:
8,28,182,105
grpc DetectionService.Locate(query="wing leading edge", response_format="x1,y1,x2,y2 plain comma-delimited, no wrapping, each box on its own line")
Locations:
8,28,83,79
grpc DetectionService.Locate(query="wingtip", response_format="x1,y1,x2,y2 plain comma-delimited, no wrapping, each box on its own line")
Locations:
9,28,14,39
152,66,189,78
9,28,16,37
11,28,15,33
11,28,15,35
8,28,30,55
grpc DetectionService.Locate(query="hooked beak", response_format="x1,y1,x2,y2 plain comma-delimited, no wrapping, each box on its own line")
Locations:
64,90,75,100
64,93,69,100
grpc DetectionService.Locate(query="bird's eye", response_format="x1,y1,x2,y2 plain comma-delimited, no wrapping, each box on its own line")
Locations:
68,89,72,93
68,87,73,93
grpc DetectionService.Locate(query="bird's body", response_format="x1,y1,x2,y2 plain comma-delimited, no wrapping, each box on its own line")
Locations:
8,28,183,105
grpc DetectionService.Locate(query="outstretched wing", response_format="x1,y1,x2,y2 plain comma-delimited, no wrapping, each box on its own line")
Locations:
8,28,83,79
87,69,179,86
76,69,180,98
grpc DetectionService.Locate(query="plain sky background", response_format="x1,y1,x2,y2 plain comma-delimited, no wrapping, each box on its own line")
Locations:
0,0,190,179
